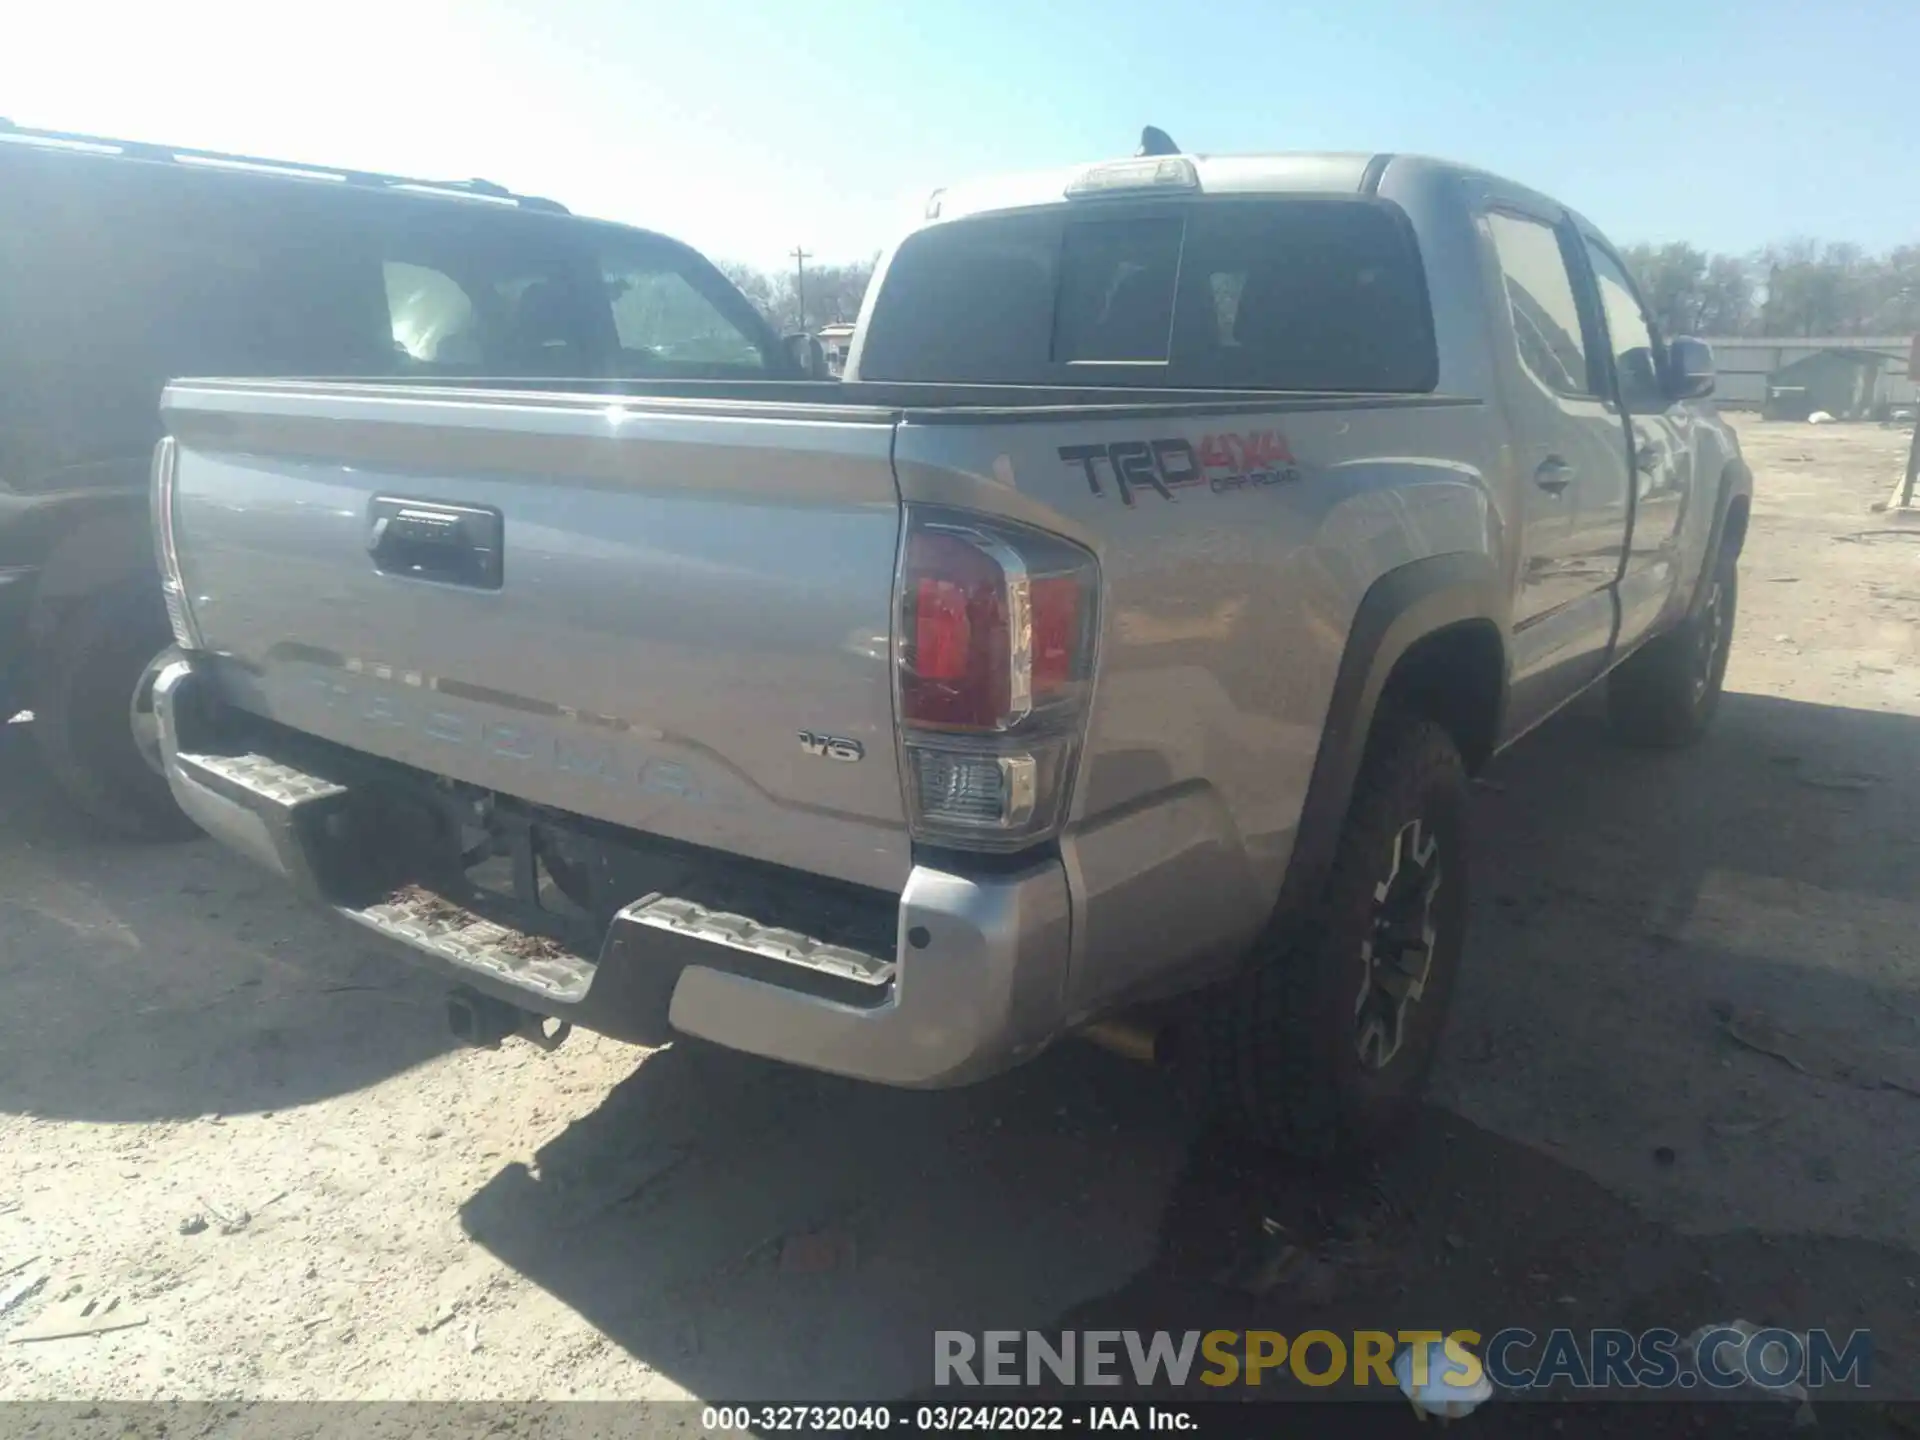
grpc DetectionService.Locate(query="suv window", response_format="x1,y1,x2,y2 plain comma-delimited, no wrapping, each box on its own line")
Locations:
385,262,483,366
1484,212,1593,398
376,214,772,380
604,262,769,372
0,151,779,488
1583,242,1666,413
859,197,1437,391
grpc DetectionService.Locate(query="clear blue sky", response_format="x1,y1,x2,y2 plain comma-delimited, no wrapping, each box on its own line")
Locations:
7,0,1916,270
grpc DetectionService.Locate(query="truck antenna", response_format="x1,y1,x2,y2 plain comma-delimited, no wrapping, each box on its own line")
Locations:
1137,126,1180,157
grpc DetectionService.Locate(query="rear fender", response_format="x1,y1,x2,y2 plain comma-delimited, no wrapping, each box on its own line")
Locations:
1272,551,1508,926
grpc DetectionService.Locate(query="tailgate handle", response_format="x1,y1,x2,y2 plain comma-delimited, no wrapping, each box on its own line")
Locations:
367,498,503,590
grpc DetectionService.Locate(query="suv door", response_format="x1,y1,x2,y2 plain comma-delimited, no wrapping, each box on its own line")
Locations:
1476,197,1633,735
1578,234,1696,657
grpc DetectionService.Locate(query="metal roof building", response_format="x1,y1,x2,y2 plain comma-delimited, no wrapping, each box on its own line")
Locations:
1702,335,1915,411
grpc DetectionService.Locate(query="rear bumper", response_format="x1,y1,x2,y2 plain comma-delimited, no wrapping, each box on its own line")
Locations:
152,653,1072,1088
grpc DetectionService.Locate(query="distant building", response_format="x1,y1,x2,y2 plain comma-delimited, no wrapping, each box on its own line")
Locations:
1703,336,1915,417
817,323,857,377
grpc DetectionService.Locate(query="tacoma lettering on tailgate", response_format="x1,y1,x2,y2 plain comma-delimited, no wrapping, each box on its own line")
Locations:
305,674,701,799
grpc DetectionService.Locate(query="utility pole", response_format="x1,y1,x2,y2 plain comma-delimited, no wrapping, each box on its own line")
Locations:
790,247,812,335
1903,334,1920,508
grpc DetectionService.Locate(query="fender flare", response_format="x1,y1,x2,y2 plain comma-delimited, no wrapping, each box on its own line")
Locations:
1689,457,1752,616
1273,552,1508,923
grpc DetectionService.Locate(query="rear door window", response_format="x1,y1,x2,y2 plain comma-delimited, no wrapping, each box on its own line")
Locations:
1484,211,1594,397
1583,242,1667,413
858,196,1437,391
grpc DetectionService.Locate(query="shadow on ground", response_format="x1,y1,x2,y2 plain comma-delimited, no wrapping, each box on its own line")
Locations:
0,718,452,1121
1447,688,1920,1242
462,1037,1191,1399
461,688,1920,1423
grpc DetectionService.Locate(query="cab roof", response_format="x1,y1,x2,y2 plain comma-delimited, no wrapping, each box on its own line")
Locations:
925,151,1387,225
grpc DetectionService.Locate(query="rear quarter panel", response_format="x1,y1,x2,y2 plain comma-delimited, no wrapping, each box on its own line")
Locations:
890,161,1517,1016
895,398,1506,1017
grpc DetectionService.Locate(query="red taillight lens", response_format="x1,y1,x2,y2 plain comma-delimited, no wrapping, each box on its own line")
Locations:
897,509,1099,851
1030,575,1080,699
901,521,1094,732
914,575,973,681
902,528,1011,729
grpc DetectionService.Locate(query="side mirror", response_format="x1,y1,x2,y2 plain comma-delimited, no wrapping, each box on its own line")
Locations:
783,332,830,381
1667,337,1715,400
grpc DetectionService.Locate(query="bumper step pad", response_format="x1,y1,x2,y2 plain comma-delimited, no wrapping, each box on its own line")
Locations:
623,893,894,989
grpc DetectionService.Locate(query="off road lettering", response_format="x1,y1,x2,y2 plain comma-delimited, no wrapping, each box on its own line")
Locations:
1060,431,1302,505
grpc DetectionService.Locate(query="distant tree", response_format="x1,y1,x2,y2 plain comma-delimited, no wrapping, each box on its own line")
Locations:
728,237,1914,344
1621,241,1709,337
795,259,878,328
1859,245,1920,335
1619,242,1756,338
714,256,879,333
716,260,778,325
1756,240,1870,336
1696,254,1757,336
1615,238,1920,337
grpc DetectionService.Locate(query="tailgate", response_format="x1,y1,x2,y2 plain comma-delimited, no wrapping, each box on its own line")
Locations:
161,382,910,892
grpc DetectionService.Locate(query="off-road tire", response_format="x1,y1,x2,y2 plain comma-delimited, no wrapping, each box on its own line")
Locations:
30,584,200,841
1194,715,1470,1157
1607,555,1737,748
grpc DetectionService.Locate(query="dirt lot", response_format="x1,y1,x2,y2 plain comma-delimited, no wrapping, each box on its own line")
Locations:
2,420,1918,1429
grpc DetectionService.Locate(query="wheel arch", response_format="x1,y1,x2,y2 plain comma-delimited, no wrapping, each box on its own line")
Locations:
1689,457,1752,616
1273,552,1507,925
25,497,156,650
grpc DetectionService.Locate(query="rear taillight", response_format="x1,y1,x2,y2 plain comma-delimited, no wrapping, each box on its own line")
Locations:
896,509,1099,850
150,436,203,650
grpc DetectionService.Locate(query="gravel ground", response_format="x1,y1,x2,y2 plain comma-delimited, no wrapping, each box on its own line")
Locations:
2,419,1917,1430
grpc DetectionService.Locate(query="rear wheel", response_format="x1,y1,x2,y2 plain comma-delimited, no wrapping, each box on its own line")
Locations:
1193,715,1469,1158
31,584,200,841
1607,555,1737,748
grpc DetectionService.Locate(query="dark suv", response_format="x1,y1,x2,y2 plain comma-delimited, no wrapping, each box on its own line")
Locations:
0,122,803,837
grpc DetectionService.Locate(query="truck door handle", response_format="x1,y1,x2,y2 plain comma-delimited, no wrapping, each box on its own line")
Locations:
367,497,504,590
1533,458,1574,495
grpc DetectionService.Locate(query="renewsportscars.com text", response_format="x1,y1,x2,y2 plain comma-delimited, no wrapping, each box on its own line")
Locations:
934,1328,1871,1393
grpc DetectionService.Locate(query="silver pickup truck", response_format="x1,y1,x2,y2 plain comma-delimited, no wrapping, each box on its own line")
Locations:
150,144,1750,1155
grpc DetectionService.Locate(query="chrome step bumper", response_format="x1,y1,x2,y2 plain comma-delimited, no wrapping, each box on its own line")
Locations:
153,652,1072,1087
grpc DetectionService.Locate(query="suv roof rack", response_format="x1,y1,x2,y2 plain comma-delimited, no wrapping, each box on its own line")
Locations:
0,118,572,214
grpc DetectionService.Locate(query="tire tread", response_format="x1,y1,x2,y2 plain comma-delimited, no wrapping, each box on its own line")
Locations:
1195,713,1466,1157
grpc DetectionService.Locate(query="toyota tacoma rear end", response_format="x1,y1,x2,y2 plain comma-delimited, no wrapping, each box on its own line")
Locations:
152,380,1096,1087
153,141,1748,1154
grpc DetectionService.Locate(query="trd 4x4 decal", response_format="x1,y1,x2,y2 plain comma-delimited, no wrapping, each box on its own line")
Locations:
1058,430,1303,506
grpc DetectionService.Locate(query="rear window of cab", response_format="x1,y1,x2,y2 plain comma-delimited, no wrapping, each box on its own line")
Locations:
857,196,1437,393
